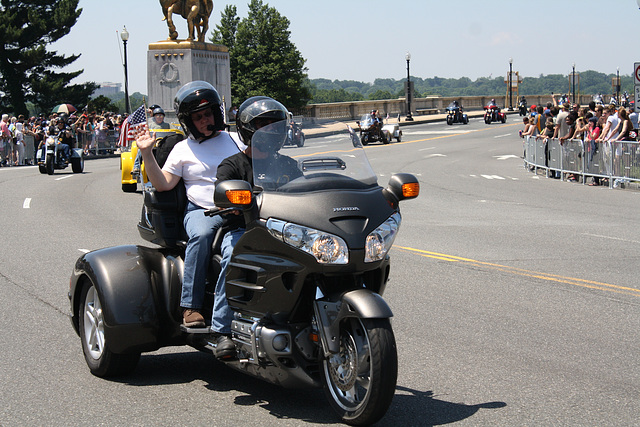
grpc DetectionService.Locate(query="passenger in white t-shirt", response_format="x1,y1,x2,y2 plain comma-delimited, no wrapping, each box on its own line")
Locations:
137,82,243,348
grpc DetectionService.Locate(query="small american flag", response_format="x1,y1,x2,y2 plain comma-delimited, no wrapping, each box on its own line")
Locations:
118,104,148,147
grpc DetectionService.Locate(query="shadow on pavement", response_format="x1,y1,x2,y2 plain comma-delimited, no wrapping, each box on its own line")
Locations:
105,351,506,426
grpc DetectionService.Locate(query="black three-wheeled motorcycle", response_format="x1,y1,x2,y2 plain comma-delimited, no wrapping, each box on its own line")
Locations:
68,122,419,425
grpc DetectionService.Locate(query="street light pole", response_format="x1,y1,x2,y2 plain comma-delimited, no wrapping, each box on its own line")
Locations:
121,26,131,115
508,58,513,111
616,66,620,106
405,52,413,121
572,62,575,104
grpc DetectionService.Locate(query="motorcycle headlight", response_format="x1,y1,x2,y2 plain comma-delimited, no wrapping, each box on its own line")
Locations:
364,212,401,263
267,219,349,264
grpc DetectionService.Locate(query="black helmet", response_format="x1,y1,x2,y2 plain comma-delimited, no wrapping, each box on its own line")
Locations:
174,81,225,140
236,96,288,149
152,107,165,116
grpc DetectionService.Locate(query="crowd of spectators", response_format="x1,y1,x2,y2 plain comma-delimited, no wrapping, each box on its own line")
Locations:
0,109,126,167
520,94,638,186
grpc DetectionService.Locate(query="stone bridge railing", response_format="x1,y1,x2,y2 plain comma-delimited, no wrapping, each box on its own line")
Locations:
295,94,595,121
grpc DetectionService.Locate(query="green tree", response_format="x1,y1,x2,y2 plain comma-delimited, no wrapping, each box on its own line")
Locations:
87,95,118,115
212,0,311,109
0,0,96,116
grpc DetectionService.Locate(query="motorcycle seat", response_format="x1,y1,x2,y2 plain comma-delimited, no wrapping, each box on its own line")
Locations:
137,179,188,248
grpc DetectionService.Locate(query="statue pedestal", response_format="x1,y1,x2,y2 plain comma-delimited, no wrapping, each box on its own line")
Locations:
147,41,231,117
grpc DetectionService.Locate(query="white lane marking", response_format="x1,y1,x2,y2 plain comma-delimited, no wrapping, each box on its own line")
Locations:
494,134,512,138
23,198,31,209
582,233,640,244
424,154,446,158
481,175,506,180
494,155,519,160
55,175,73,181
418,147,436,151
78,249,91,253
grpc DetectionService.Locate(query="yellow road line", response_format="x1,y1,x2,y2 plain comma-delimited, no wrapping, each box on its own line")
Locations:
395,245,640,298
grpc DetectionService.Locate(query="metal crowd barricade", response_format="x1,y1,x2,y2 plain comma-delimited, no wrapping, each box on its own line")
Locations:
523,136,640,188
92,129,119,155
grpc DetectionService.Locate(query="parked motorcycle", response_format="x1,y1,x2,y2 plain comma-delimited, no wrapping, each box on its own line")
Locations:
68,121,419,425
518,97,527,116
36,131,84,175
483,104,506,124
356,114,390,145
445,102,468,125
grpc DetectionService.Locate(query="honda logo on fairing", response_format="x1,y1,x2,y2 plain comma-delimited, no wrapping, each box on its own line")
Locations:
333,207,360,212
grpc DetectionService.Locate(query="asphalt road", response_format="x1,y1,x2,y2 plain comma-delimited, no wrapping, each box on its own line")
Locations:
0,117,638,426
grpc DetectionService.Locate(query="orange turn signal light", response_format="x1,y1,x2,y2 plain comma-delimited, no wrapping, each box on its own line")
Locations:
402,182,420,198
226,190,252,205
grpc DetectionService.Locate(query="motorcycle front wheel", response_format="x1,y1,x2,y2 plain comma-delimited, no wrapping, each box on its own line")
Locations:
79,281,140,377
322,317,397,426
45,153,55,175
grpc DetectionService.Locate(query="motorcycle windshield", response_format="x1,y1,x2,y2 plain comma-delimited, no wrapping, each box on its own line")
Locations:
360,115,373,127
251,120,379,193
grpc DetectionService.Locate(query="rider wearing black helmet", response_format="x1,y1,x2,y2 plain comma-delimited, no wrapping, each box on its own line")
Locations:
136,81,243,333
209,96,302,359
149,107,170,130
53,114,73,161
174,81,226,141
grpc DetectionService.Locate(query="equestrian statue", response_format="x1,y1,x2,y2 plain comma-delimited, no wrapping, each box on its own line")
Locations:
160,0,214,42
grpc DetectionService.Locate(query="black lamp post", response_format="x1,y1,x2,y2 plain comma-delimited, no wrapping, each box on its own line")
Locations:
508,58,513,111
405,52,413,121
616,66,620,105
571,62,575,104
121,26,131,115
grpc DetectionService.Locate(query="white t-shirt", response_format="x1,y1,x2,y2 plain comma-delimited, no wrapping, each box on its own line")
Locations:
162,131,244,209
606,113,619,140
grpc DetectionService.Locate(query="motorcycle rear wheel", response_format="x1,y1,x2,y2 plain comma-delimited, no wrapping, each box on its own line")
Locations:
322,317,397,426
79,281,140,377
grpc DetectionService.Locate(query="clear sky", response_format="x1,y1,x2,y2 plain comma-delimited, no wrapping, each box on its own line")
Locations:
52,0,640,95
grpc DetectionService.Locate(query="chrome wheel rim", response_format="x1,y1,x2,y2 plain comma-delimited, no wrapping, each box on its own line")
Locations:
83,286,105,360
324,318,372,411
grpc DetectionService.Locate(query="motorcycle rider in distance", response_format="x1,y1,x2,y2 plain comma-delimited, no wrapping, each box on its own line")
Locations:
210,96,302,359
135,81,244,345
51,115,73,162
149,107,171,130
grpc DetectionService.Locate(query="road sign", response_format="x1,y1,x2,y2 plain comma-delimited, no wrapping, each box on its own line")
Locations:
635,62,640,84
635,85,640,110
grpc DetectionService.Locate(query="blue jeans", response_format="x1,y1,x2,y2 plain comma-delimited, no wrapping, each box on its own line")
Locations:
211,228,245,334
133,149,142,170
181,202,224,310
58,143,70,160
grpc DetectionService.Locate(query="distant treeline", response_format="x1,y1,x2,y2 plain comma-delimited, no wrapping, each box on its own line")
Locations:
308,70,634,104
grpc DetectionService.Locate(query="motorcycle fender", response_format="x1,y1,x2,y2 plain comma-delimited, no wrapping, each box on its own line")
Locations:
70,245,179,353
71,148,83,158
314,289,393,355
